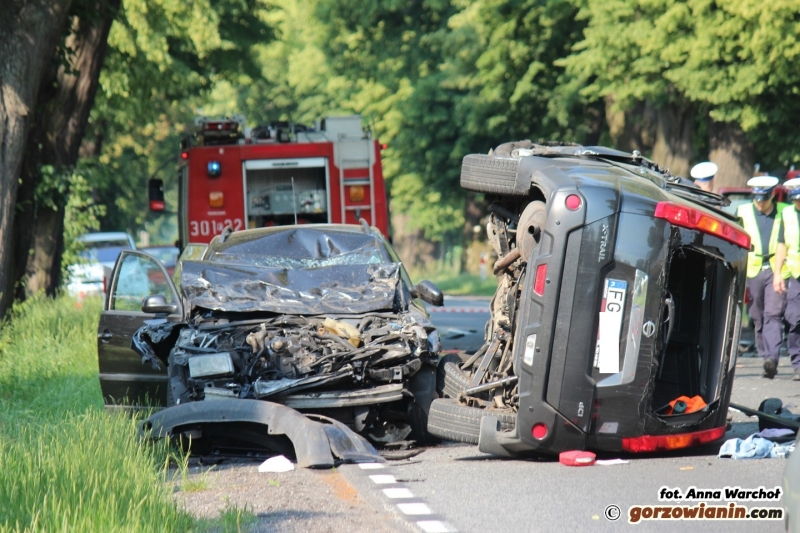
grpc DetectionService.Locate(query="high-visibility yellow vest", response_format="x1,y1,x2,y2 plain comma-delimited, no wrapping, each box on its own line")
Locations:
783,205,800,278
737,202,789,279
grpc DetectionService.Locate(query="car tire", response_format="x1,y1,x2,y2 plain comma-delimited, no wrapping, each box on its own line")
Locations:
427,398,516,444
460,154,530,196
442,362,470,399
436,353,469,398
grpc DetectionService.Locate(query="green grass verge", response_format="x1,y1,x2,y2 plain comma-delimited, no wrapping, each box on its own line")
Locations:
425,273,498,297
0,295,202,533
409,268,498,297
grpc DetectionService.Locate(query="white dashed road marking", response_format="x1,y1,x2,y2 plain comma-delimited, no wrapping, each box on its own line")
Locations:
383,487,414,499
358,462,458,532
358,462,385,470
368,474,397,484
397,503,433,515
416,521,456,533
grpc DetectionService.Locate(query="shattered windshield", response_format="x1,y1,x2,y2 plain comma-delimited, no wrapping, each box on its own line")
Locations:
181,228,402,314
206,227,386,269
181,261,401,314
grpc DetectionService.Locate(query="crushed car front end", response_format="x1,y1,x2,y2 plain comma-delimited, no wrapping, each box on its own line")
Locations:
132,226,441,449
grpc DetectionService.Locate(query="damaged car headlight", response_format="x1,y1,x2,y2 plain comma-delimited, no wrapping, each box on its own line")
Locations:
188,352,235,378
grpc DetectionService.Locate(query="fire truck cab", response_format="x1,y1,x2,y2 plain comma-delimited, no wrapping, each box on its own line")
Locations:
153,114,389,246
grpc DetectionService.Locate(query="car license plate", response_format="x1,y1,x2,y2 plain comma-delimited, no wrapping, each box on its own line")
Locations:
594,279,627,374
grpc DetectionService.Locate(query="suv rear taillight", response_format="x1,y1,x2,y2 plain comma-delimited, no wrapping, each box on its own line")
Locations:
533,264,547,296
654,201,750,250
622,426,726,452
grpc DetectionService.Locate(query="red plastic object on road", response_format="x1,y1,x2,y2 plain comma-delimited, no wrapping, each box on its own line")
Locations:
559,450,596,466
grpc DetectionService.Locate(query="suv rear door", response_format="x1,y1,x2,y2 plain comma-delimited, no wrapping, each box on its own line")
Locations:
98,250,182,409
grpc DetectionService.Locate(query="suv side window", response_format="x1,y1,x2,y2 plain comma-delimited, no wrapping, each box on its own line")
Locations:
112,254,174,311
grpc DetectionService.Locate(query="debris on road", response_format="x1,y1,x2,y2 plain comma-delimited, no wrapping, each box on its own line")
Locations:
595,459,629,466
559,450,596,466
258,455,294,473
729,398,800,431
718,434,795,459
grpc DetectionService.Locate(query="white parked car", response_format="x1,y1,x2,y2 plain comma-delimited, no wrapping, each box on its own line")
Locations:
67,232,136,296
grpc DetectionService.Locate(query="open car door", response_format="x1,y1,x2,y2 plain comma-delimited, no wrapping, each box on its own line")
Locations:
98,250,182,410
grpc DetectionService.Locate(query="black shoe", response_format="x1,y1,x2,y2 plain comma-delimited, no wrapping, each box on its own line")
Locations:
763,360,778,379
793,369,800,381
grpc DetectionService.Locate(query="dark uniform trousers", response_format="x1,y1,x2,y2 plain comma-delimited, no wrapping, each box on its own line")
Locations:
781,277,800,370
746,267,786,364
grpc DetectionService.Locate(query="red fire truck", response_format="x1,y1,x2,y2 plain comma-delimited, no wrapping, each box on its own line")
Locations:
150,114,389,246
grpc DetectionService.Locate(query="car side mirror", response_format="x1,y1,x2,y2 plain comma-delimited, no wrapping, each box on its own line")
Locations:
412,280,444,306
142,294,178,315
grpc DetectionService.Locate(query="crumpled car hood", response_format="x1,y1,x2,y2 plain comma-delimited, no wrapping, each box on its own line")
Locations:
180,261,401,314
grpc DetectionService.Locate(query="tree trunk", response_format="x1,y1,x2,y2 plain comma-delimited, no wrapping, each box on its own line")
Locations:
605,97,695,177
391,212,438,271
604,97,654,152
0,0,73,316
708,120,755,190
14,0,120,299
649,102,695,178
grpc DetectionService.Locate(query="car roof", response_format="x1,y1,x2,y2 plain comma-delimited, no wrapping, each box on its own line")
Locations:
78,232,135,244
141,245,178,250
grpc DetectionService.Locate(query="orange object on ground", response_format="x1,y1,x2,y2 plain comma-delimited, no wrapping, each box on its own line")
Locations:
667,395,707,415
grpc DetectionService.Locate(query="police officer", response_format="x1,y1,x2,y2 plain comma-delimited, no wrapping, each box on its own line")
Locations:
737,176,788,379
690,161,717,192
772,177,800,381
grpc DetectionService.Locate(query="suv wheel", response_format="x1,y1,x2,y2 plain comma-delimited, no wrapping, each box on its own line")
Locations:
436,353,469,398
427,398,515,444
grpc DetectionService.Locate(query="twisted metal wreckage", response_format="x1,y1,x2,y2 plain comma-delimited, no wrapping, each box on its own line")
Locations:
131,229,441,467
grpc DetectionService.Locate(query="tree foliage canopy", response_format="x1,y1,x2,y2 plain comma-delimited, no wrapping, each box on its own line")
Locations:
37,0,800,265
566,0,800,163
79,0,800,246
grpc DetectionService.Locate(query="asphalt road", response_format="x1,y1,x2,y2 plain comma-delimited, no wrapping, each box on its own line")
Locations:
173,303,797,533
339,354,799,533
427,295,491,354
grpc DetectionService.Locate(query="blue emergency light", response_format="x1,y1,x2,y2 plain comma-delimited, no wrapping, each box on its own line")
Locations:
207,161,221,177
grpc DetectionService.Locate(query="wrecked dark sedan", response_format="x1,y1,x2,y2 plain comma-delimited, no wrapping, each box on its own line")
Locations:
428,142,750,457
98,224,443,464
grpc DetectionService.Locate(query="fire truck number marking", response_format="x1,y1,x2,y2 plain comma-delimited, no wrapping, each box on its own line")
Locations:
190,218,244,237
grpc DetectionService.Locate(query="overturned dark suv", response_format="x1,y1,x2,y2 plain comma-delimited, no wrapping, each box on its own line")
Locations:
427,142,750,456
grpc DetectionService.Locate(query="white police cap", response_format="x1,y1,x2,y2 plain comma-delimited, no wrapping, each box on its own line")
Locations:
690,161,717,181
747,176,780,199
785,177,800,199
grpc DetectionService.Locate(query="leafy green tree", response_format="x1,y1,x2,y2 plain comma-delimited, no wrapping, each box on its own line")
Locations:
564,0,800,186
83,0,273,241
0,0,73,316
13,0,121,304
444,0,594,146
312,0,593,267
314,0,467,251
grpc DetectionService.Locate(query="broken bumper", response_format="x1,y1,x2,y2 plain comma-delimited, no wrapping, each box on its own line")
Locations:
140,399,384,468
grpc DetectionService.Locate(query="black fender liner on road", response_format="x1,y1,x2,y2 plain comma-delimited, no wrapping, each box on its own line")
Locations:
141,399,383,468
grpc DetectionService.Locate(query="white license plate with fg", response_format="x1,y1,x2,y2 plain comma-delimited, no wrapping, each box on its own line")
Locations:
594,278,627,374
